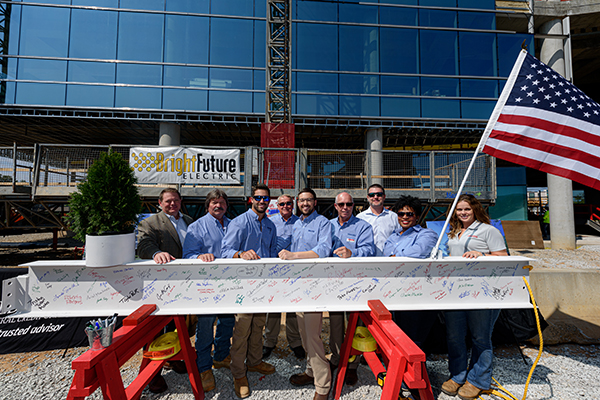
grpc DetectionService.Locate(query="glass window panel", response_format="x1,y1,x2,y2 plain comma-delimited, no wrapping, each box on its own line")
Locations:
211,0,253,17
209,91,253,112
3,82,16,104
340,74,379,95
7,4,21,54
381,76,419,95
70,9,117,59
163,88,208,111
254,70,265,91
254,92,265,113
120,0,163,11
419,0,456,6
340,26,379,72
117,64,162,85
420,30,457,75
210,68,252,89
340,4,377,24
421,78,458,97
73,0,118,6
296,94,338,115
458,0,494,9
164,66,208,88
419,9,456,28
459,33,496,76
118,12,164,62
461,79,497,98
381,98,420,117
296,72,337,93
380,6,417,26
18,59,66,81
380,28,418,73
115,87,161,108
255,1,266,18
210,18,253,67
296,23,338,70
385,0,417,5
19,5,69,57
27,0,69,4
340,96,379,116
68,61,115,84
421,98,460,118
66,85,115,107
458,12,494,29
165,15,209,64
254,21,266,68
461,100,494,119
16,83,66,106
296,0,337,22
498,34,533,77
166,0,209,13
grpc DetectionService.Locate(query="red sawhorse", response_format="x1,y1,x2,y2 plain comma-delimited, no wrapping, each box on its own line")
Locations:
334,300,434,400
66,305,204,400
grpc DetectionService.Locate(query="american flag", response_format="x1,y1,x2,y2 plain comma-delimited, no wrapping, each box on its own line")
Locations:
482,50,600,190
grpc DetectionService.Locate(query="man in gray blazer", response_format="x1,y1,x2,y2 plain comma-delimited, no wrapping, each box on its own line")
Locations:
138,188,193,263
136,188,193,393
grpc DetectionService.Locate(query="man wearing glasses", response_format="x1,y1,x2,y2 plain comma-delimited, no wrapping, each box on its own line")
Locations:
222,183,278,399
357,184,399,256
329,192,375,386
279,188,333,400
263,195,306,360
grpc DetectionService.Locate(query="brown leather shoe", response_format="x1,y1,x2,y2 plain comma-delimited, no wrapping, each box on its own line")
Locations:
345,368,358,386
148,374,168,394
313,391,328,400
164,360,187,374
200,369,216,392
441,379,462,396
234,376,250,399
247,361,275,375
213,354,231,369
289,372,315,386
458,381,483,400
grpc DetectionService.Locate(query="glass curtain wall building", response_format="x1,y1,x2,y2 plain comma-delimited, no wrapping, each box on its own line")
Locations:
0,0,532,134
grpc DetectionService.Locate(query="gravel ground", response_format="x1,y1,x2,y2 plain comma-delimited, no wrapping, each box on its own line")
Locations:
1,342,599,400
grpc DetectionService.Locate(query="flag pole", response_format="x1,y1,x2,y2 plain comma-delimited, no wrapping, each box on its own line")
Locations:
429,49,529,259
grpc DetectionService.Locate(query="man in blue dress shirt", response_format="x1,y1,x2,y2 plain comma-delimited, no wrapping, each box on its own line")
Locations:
221,183,278,399
263,195,305,360
280,188,333,400
329,192,375,386
182,189,234,393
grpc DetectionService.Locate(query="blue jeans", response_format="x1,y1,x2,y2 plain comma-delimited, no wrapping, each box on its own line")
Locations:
195,314,235,373
444,309,500,390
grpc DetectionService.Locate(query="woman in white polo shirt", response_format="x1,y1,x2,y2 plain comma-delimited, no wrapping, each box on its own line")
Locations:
441,194,508,400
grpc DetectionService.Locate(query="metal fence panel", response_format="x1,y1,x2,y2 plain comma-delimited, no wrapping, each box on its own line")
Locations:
379,151,431,198
306,150,367,190
432,152,494,200
0,146,35,186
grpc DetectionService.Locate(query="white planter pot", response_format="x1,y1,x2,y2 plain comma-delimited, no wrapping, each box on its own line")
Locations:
85,232,135,268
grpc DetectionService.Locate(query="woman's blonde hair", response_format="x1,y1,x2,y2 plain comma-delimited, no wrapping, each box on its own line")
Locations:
448,194,491,239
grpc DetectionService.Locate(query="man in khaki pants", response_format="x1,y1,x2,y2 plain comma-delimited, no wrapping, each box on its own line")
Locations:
279,188,332,400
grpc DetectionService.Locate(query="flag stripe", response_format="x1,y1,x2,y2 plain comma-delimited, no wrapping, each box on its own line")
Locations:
484,144,600,191
494,110,600,149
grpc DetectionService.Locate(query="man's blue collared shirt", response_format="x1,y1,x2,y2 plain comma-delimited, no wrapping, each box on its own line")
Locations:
290,210,332,258
221,209,278,258
330,215,375,258
182,213,230,259
383,225,438,258
357,207,400,256
270,213,299,253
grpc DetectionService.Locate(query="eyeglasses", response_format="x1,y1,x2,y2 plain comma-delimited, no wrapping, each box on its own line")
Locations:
253,195,270,202
367,192,384,198
336,202,354,208
278,201,293,207
398,212,415,217
297,198,315,203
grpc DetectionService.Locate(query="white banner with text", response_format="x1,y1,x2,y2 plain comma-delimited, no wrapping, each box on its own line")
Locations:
130,147,240,184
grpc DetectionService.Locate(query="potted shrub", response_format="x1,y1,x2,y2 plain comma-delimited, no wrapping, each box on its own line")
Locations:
66,150,142,267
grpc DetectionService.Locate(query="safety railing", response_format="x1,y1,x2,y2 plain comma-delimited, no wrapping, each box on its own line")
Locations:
1,144,495,201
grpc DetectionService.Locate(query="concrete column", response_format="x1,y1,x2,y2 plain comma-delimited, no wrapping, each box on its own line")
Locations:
540,19,576,250
366,128,383,186
159,122,180,146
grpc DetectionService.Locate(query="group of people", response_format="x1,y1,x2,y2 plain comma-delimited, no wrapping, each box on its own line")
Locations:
137,183,507,400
